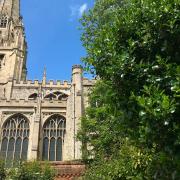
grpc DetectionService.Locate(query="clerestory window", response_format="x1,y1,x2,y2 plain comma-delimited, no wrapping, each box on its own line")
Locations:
58,94,68,101
44,93,56,100
44,92,68,101
42,114,66,161
28,93,38,100
0,114,29,165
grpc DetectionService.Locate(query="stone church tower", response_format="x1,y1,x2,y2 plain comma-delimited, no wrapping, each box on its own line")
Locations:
0,0,94,164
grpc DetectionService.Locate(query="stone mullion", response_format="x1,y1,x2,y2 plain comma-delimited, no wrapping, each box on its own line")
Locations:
48,128,51,161
55,120,58,161
0,129,3,157
0,129,6,160
62,120,65,160
5,136,10,163
10,121,15,165
4,126,10,163
19,120,22,159
13,120,18,162
5,119,13,163
19,127,23,160
3,133,8,161
61,129,64,161
20,120,25,160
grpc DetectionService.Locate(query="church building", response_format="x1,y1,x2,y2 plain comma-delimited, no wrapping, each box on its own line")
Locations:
0,0,94,163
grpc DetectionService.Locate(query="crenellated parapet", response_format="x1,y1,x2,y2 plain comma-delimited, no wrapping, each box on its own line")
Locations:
0,98,67,108
13,79,71,89
44,80,71,89
83,78,96,86
0,98,37,107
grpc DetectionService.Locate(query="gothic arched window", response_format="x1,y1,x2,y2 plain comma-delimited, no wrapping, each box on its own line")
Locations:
58,94,68,101
42,114,66,161
28,93,38,100
0,15,8,28
44,92,68,101
53,91,62,96
0,114,29,163
44,93,56,100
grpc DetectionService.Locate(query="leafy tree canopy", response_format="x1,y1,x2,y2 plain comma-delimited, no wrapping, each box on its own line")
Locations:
79,0,180,179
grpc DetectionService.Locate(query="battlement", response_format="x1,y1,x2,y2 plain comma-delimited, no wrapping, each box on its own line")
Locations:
13,80,72,88
0,98,37,107
0,98,37,102
0,98,67,108
0,97,67,102
83,78,96,86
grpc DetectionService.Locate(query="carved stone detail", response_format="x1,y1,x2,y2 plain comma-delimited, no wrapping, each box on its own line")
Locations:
1,111,33,123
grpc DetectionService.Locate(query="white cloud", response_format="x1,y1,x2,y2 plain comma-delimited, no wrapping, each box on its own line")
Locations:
79,3,88,16
70,3,88,20
70,5,79,17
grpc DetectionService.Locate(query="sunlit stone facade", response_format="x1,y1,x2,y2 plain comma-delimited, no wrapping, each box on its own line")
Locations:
0,0,94,162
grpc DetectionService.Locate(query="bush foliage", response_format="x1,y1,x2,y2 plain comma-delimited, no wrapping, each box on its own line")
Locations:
79,0,180,179
0,161,55,180
0,161,6,180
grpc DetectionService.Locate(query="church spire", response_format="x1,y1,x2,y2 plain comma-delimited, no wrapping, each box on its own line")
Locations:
0,0,20,21
0,0,27,83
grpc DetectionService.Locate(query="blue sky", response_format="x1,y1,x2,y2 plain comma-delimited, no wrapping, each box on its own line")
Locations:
21,0,94,81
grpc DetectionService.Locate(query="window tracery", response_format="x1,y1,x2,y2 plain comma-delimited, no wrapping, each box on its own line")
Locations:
44,93,56,100
58,94,68,101
0,114,29,164
42,114,66,161
44,92,68,101
53,91,62,96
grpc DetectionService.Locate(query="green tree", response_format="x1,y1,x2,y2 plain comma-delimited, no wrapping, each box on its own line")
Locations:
79,0,180,179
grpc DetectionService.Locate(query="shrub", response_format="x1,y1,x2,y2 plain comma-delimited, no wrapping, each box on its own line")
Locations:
0,161,6,180
7,161,55,180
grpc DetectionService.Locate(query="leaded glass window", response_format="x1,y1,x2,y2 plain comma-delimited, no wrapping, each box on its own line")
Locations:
42,114,66,161
0,114,29,163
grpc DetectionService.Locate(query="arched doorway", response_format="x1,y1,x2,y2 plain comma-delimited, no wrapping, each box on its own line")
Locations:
0,114,29,163
42,114,66,161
